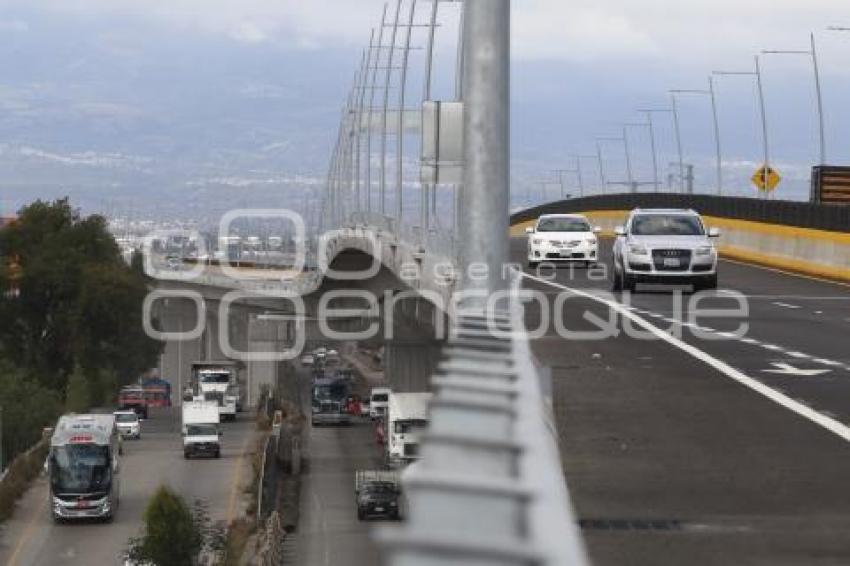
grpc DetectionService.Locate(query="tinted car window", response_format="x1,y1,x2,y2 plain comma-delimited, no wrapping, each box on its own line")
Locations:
536,218,590,232
631,215,704,236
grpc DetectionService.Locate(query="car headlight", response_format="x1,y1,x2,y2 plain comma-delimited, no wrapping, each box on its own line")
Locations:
695,246,714,256
532,238,544,245
628,244,648,256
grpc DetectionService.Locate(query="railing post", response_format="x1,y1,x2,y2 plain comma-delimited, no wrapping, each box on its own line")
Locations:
458,0,510,305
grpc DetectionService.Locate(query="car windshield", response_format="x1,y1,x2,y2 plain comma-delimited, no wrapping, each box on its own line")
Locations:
536,218,590,232
364,482,397,494
394,419,428,434
314,382,349,401
631,215,704,236
186,424,218,436
199,371,231,384
50,444,111,494
114,413,137,423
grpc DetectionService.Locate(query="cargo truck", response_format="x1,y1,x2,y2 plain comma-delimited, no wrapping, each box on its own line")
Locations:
386,392,432,468
190,361,240,421
182,401,221,459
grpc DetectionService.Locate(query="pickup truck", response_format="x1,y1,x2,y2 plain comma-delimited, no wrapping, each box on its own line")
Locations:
355,470,401,520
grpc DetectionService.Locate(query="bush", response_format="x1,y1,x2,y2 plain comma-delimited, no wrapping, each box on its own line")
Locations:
127,486,224,566
64,365,90,413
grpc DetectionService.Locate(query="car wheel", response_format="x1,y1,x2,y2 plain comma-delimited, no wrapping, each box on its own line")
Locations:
357,509,365,521
184,451,191,459
215,450,221,459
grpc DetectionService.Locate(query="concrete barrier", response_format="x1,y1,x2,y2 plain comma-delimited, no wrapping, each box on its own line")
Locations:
511,210,850,283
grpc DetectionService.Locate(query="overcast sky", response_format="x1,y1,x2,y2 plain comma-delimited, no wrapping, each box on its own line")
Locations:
2,0,850,213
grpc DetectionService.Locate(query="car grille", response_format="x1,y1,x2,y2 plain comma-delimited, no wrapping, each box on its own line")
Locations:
652,249,692,272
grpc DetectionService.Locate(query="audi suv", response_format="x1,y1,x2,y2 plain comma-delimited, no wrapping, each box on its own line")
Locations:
612,208,720,292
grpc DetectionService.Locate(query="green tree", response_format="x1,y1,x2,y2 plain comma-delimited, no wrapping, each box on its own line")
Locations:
0,198,162,397
0,362,62,466
127,487,222,566
65,365,90,413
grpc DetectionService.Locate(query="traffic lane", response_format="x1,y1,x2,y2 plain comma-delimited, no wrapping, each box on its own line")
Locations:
511,236,850,374
294,416,384,566
0,407,254,566
520,278,850,565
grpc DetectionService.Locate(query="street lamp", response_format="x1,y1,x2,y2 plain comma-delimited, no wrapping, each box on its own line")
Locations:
552,169,578,199
574,155,599,196
597,131,634,192
762,32,826,165
634,109,669,193
669,77,724,195
713,56,771,199
625,120,657,193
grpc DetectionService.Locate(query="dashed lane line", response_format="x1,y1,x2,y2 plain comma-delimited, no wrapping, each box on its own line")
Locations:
522,272,850,443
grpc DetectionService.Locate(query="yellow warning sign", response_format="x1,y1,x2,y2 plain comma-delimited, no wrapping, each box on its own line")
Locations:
751,165,781,192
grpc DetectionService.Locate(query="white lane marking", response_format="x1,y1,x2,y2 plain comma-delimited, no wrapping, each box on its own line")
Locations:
772,301,802,310
761,344,785,352
741,337,760,345
762,362,832,377
521,272,850,443
813,358,844,367
786,351,811,360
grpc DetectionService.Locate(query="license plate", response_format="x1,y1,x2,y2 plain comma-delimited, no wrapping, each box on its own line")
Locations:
374,507,384,512
663,258,680,267
559,252,572,257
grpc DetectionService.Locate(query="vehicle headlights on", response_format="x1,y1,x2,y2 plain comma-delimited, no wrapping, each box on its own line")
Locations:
695,245,714,256
628,244,648,256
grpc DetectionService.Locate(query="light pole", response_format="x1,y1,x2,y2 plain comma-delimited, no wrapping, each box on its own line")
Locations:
458,0,510,298
625,121,655,193
381,0,403,219
595,143,607,193
597,133,633,192
670,78,724,195
573,155,597,196
713,57,771,199
761,32,826,165
367,8,389,215
669,93,686,192
634,110,666,192
552,169,579,199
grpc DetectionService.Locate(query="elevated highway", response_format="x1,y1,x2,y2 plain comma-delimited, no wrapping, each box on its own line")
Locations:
513,232,850,565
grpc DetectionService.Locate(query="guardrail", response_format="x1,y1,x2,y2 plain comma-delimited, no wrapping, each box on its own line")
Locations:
376,269,589,566
511,193,850,232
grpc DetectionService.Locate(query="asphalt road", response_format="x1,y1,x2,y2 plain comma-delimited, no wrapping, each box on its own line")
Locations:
513,236,850,566
0,407,255,566
292,364,386,566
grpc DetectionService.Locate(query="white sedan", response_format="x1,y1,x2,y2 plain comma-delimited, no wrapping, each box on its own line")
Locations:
526,214,600,268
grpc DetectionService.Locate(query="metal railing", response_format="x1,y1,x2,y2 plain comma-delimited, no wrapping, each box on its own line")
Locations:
376,270,588,565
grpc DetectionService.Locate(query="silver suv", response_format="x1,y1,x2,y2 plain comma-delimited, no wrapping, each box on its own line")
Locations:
612,209,720,292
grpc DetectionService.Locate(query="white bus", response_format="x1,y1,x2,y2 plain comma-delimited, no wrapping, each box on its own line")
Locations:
48,414,121,522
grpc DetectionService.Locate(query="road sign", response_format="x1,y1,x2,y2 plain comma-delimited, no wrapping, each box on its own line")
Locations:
751,165,781,192
761,362,831,377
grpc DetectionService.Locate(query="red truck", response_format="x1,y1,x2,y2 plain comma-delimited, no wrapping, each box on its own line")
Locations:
118,386,148,419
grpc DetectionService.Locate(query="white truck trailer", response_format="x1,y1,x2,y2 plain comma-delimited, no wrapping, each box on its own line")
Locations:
182,401,221,459
190,361,240,421
48,414,121,522
386,392,432,468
